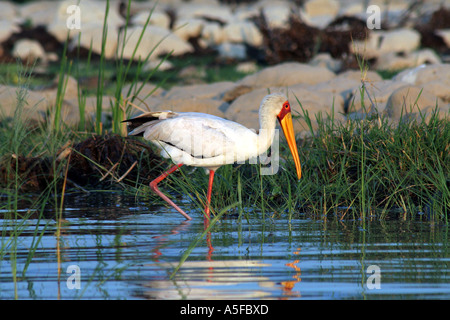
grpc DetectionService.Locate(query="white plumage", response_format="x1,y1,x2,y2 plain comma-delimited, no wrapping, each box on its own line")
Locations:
124,93,302,221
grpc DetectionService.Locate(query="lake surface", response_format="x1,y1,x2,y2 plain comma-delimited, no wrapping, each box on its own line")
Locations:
0,192,449,300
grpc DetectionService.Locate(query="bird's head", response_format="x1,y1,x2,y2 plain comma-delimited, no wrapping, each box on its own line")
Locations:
260,93,302,180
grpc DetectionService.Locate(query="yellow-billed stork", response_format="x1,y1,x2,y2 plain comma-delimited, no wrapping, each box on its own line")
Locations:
124,93,302,221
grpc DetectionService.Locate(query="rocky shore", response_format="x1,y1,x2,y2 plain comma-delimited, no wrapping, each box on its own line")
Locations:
0,0,449,135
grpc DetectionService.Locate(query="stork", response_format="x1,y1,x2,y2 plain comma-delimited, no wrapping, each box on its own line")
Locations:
124,93,302,221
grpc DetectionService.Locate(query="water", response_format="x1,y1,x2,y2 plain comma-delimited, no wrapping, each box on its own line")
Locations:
0,192,448,300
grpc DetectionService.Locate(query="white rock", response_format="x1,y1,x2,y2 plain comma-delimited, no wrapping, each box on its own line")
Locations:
132,10,170,29
118,25,193,61
0,20,20,43
69,23,119,59
173,18,205,41
299,10,335,29
375,49,442,71
436,29,450,48
391,64,450,102
236,61,258,74
261,3,292,29
143,59,174,72
18,1,56,26
177,3,234,24
309,53,342,72
384,85,446,121
234,5,261,21
0,85,48,121
0,1,17,23
12,39,46,62
304,0,340,17
225,86,342,132
378,28,421,54
223,20,263,47
393,63,450,87
302,0,340,26
217,42,247,60
238,62,336,88
164,82,235,100
349,80,409,113
352,28,421,59
338,2,365,16
201,22,225,46
47,0,124,42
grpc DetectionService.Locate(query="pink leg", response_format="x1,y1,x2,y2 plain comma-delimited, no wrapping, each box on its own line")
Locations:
204,170,215,224
150,164,192,220
204,170,215,260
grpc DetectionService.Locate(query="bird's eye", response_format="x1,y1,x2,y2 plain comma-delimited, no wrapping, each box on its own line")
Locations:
284,102,289,109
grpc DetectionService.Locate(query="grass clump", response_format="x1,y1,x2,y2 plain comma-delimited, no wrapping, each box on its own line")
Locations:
295,106,449,221
174,99,449,223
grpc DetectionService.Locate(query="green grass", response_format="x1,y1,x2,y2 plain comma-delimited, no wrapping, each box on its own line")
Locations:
150,102,448,223
1,65,449,222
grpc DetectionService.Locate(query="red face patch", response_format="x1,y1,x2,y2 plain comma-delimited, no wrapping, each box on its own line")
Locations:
277,101,291,121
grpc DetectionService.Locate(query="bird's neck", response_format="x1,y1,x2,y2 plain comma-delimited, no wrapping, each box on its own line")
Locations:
257,113,277,155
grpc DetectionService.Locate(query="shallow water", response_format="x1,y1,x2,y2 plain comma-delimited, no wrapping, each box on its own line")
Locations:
0,192,448,300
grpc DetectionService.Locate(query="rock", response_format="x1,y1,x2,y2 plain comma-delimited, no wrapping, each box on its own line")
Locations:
234,5,260,21
406,64,450,87
304,0,340,17
0,21,20,43
65,95,115,125
0,85,48,121
339,2,365,16
436,29,450,48
176,3,234,25
223,20,263,47
237,62,336,89
200,22,225,46
12,39,46,62
384,85,447,121
69,23,119,59
309,53,342,73
225,86,341,131
0,84,81,126
173,18,205,41
132,10,170,29
352,28,421,59
158,97,227,118
118,25,193,61
122,82,166,100
0,1,18,23
164,82,235,101
312,70,382,108
142,58,174,72
375,49,441,71
236,61,259,74
178,66,207,84
348,80,409,113
51,74,79,101
222,85,254,102
302,0,340,28
224,88,269,130
47,1,124,42
393,64,450,103
289,83,345,115
18,1,56,27
378,28,421,54
422,81,450,103
216,42,247,60
260,2,292,29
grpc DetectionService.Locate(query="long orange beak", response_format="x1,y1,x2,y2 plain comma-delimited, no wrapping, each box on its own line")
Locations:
278,102,302,180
